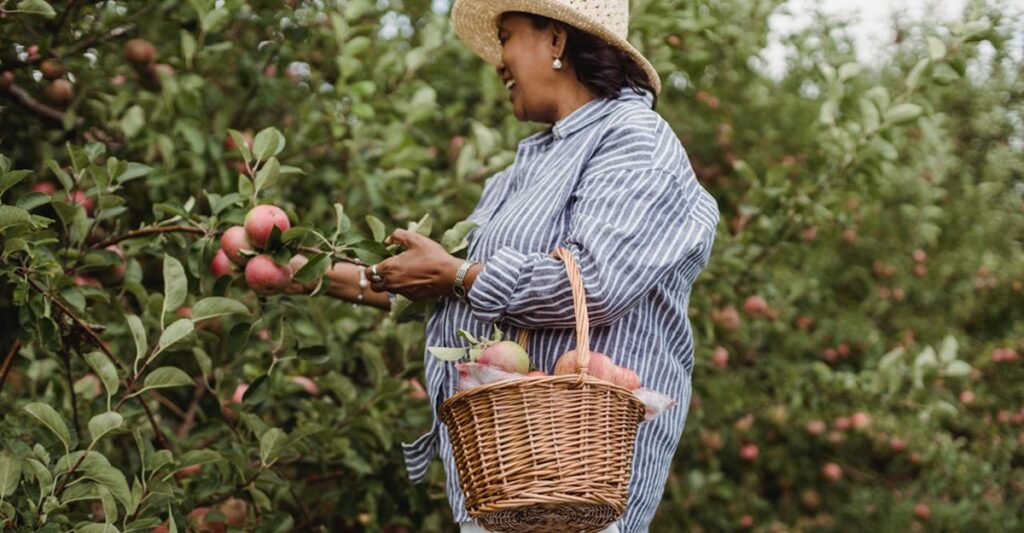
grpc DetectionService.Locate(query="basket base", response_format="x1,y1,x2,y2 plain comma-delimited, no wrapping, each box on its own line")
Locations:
474,503,620,533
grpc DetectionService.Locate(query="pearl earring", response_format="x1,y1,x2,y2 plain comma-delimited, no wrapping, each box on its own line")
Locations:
552,57,562,70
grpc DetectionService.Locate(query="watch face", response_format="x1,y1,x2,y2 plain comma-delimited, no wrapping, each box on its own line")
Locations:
453,284,467,299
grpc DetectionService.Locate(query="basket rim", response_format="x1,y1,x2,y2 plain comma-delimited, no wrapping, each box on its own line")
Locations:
438,373,646,424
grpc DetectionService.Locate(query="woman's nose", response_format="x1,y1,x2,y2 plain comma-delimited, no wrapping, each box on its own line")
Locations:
496,62,507,78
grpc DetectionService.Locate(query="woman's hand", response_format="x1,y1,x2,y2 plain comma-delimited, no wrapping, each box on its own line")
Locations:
369,228,463,301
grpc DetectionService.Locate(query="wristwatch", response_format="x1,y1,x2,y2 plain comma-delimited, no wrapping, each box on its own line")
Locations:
452,260,477,299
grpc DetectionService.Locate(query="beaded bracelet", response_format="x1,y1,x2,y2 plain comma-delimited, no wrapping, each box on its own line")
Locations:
357,265,368,302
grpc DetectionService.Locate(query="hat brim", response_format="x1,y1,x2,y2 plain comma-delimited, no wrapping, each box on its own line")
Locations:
451,0,662,94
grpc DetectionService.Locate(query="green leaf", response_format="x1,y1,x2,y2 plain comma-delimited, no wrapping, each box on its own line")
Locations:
161,255,188,320
181,31,197,69
365,215,386,242
228,129,253,162
200,7,230,33
117,162,153,184
76,524,122,533
252,127,282,162
259,428,288,465
125,314,147,368
0,453,22,497
254,157,280,193
441,220,477,253
333,203,351,237
293,253,329,283
943,360,972,378
0,169,32,198
155,319,194,356
427,347,466,362
88,412,124,444
927,36,946,60
24,458,51,500
0,205,33,233
136,367,194,395
905,58,930,92
24,402,72,453
120,105,145,139
15,0,56,17
190,297,250,322
85,351,120,399
884,103,922,125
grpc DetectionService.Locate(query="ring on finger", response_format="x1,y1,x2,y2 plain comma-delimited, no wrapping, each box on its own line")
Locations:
370,264,384,283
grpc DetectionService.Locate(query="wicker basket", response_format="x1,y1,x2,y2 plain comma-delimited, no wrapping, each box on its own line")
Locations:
439,247,646,533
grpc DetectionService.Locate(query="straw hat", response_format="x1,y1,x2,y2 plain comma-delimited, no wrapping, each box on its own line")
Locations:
451,0,662,94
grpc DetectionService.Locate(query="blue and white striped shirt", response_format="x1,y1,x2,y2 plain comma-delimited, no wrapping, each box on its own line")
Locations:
402,87,719,532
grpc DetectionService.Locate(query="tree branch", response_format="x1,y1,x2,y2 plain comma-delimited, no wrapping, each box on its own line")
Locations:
90,225,208,249
0,339,22,394
0,82,83,127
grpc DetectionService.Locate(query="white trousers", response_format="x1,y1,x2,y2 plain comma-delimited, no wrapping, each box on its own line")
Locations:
460,522,620,533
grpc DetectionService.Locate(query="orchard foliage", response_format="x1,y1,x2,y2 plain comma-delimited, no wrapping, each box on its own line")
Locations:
1,0,1022,532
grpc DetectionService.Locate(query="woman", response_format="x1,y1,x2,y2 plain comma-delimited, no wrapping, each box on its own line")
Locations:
315,1,719,531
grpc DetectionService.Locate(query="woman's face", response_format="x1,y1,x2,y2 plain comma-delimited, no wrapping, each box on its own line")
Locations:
497,14,561,123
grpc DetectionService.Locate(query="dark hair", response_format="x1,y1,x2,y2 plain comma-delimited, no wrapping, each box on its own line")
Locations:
501,11,657,109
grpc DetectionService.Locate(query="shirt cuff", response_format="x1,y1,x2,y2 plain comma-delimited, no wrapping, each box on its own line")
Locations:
466,247,528,323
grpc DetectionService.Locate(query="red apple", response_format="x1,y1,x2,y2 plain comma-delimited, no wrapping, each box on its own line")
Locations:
526,370,548,377
175,464,203,480
711,306,741,331
742,295,769,316
553,349,617,382
45,79,74,105
833,417,851,430
290,376,319,395
245,255,292,295
850,411,871,429
218,497,248,526
913,503,931,521
711,346,729,368
821,462,843,483
806,420,826,435
889,437,907,451
124,39,156,68
959,390,975,405
220,225,253,265
612,367,641,390
244,205,291,249
30,181,56,195
739,443,758,461
187,507,225,533
67,190,95,214
220,383,248,419
210,249,237,279
477,341,530,374
96,245,127,284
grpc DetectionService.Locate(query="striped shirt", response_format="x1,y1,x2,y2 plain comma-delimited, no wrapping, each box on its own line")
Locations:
402,87,720,532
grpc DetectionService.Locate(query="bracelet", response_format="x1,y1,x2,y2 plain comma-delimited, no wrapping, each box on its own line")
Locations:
356,265,368,302
452,260,477,299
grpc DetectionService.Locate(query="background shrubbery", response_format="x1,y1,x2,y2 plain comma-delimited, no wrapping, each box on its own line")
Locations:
1,0,1022,531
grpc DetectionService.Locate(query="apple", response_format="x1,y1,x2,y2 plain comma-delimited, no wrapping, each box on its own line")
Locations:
40,59,65,80
841,228,858,243
124,39,156,68
220,226,253,265
959,390,975,404
711,306,741,331
30,181,57,195
290,376,319,395
67,190,95,214
613,367,641,390
187,507,226,533
711,346,729,368
210,249,237,279
45,79,74,105
477,341,530,374
0,71,14,89
739,514,753,529
889,437,907,451
805,420,826,435
850,411,871,429
739,443,758,461
96,245,127,284
221,383,248,419
526,370,548,377
244,205,291,248
913,503,931,521
821,462,843,483
218,497,248,526
74,274,102,288
734,413,754,431
742,296,768,317
175,464,203,480
245,255,292,295
833,416,851,430
406,377,427,399
553,349,617,382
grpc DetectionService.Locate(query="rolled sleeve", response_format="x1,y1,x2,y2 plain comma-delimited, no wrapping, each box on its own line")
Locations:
467,166,716,329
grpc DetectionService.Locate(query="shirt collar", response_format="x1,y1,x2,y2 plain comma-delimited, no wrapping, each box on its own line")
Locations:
524,87,654,145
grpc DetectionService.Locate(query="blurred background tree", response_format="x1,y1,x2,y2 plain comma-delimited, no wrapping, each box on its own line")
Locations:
0,0,1021,531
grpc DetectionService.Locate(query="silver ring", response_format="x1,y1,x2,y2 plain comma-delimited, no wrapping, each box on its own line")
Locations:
370,264,383,283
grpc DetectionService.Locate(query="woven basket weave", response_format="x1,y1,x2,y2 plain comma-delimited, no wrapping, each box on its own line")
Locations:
439,247,646,533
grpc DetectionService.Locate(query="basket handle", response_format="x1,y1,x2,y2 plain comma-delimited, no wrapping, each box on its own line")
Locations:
511,247,591,385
